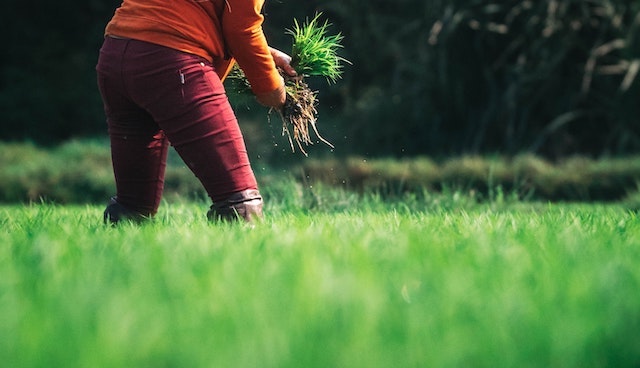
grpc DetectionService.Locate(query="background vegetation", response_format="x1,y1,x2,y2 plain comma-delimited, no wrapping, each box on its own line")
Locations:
2,0,639,158
1,141,639,207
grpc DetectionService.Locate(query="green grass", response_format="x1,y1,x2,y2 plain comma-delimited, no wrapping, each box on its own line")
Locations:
1,195,639,367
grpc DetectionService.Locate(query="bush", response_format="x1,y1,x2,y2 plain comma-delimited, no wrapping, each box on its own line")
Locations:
299,154,640,202
0,141,115,203
2,141,640,204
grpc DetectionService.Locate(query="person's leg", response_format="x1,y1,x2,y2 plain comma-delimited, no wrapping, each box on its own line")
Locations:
105,127,169,221
97,37,169,223
121,40,263,222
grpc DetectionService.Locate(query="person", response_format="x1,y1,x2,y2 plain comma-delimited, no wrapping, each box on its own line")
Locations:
96,0,297,224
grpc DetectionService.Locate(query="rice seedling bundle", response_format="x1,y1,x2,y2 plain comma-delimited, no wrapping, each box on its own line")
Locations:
229,13,349,156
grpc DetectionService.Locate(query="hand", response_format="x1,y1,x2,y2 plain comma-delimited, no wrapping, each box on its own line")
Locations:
270,47,297,78
255,48,295,109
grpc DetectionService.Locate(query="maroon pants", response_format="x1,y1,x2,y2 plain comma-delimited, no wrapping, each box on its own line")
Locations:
96,37,258,215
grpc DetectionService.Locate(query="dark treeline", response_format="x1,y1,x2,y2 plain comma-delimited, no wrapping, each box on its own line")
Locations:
2,0,639,159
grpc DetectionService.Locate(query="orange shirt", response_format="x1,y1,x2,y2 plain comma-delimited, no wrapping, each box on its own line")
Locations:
105,0,282,94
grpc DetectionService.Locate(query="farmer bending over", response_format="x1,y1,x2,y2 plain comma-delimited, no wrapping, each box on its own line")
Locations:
97,0,296,224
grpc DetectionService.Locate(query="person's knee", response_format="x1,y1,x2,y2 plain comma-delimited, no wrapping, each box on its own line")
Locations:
207,189,263,224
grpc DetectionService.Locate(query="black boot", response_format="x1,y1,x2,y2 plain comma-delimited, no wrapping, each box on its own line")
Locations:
207,189,263,223
103,197,148,225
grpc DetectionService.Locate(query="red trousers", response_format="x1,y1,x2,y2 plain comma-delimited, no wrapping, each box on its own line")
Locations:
96,37,258,215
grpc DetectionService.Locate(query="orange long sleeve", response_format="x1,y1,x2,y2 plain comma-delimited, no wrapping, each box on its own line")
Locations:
104,0,282,94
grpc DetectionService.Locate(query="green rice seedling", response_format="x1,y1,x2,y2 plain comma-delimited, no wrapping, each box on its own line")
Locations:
228,13,349,156
225,64,252,96
287,13,347,84
279,13,349,155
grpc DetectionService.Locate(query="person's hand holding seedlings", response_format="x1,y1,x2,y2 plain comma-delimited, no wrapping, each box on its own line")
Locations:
229,13,349,155
255,48,297,109
270,47,298,79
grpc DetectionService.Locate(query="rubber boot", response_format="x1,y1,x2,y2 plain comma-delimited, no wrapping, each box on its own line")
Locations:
207,189,263,224
103,197,149,225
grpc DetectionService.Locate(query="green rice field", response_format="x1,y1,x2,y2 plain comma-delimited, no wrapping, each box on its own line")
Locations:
1,194,639,367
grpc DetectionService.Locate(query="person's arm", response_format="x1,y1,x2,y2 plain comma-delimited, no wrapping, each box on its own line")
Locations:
254,48,298,108
221,0,292,109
